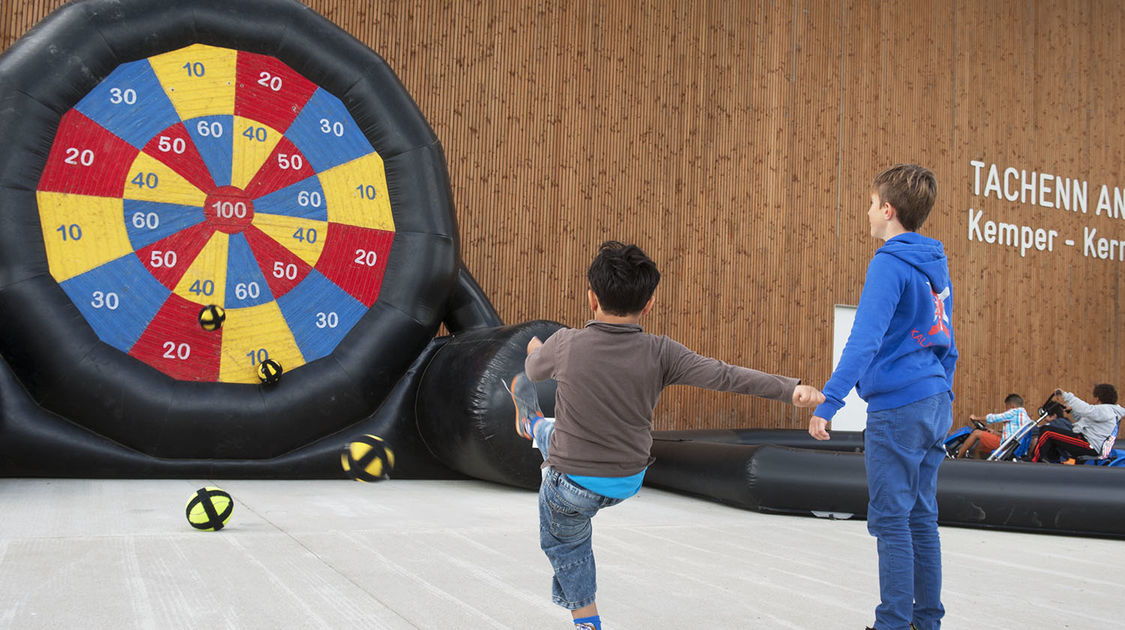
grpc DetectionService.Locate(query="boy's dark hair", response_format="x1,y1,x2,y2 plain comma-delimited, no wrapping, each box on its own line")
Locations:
1004,393,1024,407
1093,383,1118,405
587,241,660,316
872,164,937,231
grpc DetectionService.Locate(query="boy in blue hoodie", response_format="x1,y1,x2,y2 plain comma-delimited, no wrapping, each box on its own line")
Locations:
808,164,957,630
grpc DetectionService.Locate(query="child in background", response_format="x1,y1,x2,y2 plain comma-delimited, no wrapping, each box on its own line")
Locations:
1032,385,1123,462
957,393,1030,459
511,240,824,630
808,165,957,630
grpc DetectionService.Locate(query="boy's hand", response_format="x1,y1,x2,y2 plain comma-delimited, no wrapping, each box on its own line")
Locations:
792,385,825,407
808,416,830,440
526,336,543,355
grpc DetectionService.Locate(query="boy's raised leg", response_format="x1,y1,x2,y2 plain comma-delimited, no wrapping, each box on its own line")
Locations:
509,372,544,440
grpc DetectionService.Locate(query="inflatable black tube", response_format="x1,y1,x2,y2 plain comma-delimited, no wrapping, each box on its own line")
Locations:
647,438,1125,538
657,429,864,452
416,321,563,489
443,264,503,333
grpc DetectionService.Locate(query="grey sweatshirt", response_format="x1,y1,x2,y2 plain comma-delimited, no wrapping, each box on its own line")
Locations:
525,320,799,477
1062,391,1124,456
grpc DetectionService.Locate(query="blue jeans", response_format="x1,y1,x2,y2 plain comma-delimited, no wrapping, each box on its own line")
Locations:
534,418,624,609
865,392,953,630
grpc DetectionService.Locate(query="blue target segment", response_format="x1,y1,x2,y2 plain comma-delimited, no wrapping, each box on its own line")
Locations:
276,269,367,361
60,255,170,353
184,115,234,187
74,60,182,150
285,89,375,172
224,233,275,308
253,176,329,221
123,200,207,250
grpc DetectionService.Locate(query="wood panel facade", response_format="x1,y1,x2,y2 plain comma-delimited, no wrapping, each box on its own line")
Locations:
4,0,1123,431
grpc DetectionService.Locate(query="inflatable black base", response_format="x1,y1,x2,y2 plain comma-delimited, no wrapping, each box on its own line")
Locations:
0,340,460,479
646,433,1125,539
0,320,559,483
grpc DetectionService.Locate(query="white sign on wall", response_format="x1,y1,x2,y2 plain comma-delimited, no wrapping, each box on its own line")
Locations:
830,304,867,432
967,159,1125,261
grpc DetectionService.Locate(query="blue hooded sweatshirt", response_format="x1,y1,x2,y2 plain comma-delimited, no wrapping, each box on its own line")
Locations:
815,232,958,420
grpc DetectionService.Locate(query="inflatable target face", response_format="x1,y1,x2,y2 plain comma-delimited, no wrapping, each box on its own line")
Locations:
0,0,458,459
39,45,393,383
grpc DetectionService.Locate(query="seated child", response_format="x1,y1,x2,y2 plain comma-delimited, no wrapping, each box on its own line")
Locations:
956,393,1031,459
1032,384,1124,463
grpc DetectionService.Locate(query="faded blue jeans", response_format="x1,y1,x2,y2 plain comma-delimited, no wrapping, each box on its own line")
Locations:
534,418,624,609
865,392,953,630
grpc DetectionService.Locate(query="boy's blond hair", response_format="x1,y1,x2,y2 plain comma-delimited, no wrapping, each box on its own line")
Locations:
872,164,937,231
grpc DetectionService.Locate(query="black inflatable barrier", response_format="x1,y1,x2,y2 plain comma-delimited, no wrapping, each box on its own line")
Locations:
646,437,1125,539
0,341,462,479
657,428,865,452
416,321,564,490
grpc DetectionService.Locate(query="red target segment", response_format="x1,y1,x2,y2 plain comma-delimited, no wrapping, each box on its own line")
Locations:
242,225,314,297
234,52,319,133
37,44,396,384
315,224,395,307
141,122,217,192
39,110,138,197
129,293,224,381
137,223,216,290
243,137,316,198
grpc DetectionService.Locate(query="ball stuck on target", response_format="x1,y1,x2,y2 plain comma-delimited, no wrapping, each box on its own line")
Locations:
198,304,226,331
341,434,395,481
185,486,234,531
256,358,283,385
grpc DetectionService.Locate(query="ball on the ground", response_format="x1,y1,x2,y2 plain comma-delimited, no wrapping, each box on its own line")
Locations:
341,434,395,481
185,486,234,531
256,358,283,385
198,304,225,331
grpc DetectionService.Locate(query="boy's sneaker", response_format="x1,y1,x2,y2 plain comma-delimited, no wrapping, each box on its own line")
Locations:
508,372,543,440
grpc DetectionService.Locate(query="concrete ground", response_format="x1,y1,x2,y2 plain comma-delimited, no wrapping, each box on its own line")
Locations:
0,478,1117,629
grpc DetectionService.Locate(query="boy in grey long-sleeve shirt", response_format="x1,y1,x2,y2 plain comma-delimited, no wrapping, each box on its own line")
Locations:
508,241,824,630
1031,384,1124,462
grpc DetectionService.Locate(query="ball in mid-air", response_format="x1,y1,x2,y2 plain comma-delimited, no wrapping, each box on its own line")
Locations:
198,305,226,331
341,435,395,482
185,486,234,531
256,359,283,385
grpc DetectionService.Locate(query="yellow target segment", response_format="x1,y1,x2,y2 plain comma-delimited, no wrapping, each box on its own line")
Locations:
149,44,237,120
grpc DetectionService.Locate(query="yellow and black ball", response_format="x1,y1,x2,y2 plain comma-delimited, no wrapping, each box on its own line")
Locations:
185,486,234,531
341,435,395,482
256,358,283,385
198,305,226,331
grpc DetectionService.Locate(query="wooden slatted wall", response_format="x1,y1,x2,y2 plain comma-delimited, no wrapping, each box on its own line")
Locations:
4,0,1124,431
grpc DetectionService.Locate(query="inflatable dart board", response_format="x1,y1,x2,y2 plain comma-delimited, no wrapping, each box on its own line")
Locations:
0,0,465,466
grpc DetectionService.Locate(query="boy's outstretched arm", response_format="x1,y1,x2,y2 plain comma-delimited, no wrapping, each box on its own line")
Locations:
792,385,825,407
